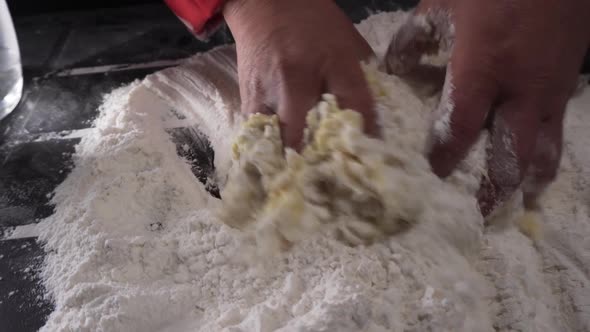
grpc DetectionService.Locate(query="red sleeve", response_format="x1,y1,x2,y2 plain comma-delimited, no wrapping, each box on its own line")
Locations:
165,0,225,39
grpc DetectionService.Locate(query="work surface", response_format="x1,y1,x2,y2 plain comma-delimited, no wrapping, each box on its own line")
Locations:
0,2,419,331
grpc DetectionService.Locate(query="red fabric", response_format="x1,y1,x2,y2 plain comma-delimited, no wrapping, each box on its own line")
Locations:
165,0,224,36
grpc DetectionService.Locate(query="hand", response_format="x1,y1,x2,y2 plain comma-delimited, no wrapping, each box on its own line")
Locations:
223,0,377,150
386,0,590,215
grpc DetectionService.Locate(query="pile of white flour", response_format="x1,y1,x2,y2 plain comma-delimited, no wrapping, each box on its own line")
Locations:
23,12,590,332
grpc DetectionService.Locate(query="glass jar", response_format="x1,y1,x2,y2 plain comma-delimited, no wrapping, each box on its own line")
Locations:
0,0,22,120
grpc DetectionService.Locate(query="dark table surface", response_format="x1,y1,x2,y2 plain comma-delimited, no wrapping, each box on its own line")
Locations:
0,1,420,330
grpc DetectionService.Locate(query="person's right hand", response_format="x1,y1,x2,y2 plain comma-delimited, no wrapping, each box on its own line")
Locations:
386,0,590,216
223,0,377,150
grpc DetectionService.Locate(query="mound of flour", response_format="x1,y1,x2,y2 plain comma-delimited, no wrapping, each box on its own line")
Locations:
34,11,590,332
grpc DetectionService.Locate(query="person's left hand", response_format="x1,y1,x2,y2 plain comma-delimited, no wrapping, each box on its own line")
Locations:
385,0,590,215
223,0,378,150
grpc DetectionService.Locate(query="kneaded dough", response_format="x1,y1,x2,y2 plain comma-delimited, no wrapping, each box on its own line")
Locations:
218,63,484,252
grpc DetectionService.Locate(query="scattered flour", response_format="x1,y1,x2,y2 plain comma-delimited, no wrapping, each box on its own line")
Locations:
33,11,590,332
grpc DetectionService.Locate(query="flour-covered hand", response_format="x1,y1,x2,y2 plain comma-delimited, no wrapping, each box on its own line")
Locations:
386,0,590,215
223,0,377,150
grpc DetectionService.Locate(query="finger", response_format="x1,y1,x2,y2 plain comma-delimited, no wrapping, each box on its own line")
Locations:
521,111,565,210
325,61,378,136
276,75,322,150
477,100,540,216
427,49,497,178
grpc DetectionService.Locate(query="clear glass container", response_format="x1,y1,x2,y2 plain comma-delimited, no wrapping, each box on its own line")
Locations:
0,0,23,120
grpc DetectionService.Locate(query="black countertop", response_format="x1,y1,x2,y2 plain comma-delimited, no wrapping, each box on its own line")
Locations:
0,1,418,330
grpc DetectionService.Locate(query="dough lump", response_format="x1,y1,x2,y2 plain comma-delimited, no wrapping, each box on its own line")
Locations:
218,64,461,252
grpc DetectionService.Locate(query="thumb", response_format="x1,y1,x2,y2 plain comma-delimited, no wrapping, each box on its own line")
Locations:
384,2,453,76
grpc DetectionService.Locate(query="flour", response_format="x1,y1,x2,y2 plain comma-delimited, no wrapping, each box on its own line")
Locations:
33,11,590,332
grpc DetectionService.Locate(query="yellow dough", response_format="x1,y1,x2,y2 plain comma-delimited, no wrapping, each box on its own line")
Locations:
217,63,448,252
516,210,544,242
